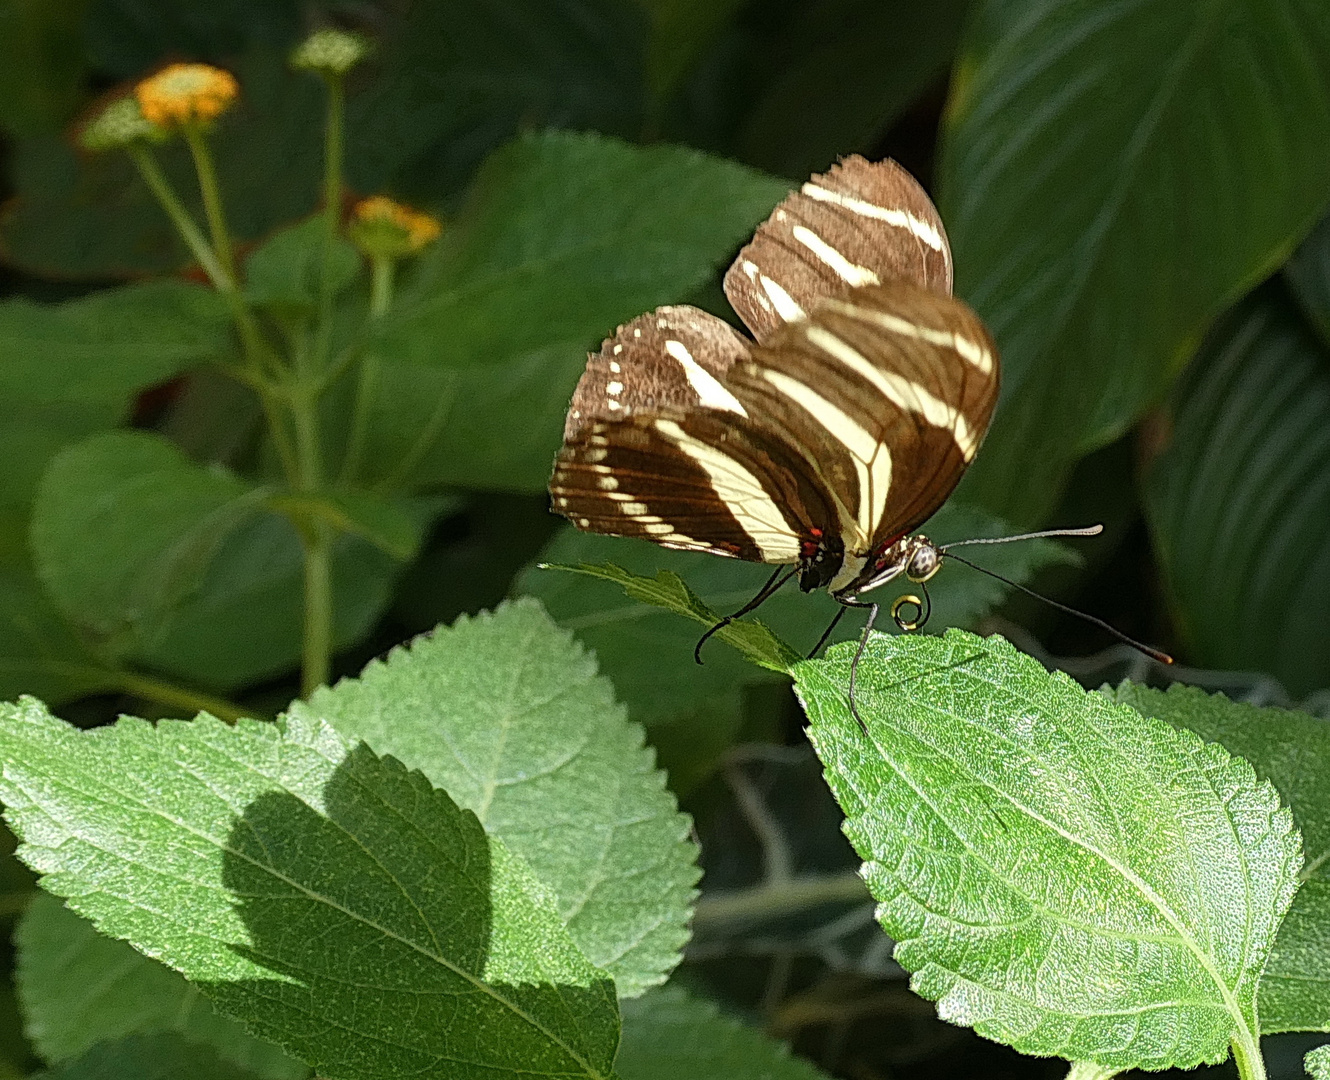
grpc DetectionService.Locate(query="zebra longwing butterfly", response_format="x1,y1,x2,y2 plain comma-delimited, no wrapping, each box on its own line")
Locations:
550,156,997,617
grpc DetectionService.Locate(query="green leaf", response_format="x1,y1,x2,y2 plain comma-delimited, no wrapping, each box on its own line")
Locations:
30,431,266,646
1109,683,1330,1034
1143,289,1330,696
1309,1044,1330,1079
795,629,1301,1070
0,281,232,409
938,0,1330,524
0,0,88,137
616,986,830,1080
17,893,304,1079
734,0,970,180
0,556,121,706
243,216,361,314
35,1031,269,1080
519,502,1077,725
1286,208,1330,350
130,513,401,692
0,54,324,279
302,599,699,998
373,131,790,370
346,1,648,199
0,699,621,1080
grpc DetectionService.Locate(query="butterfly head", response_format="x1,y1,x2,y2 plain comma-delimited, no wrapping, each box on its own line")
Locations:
833,534,943,600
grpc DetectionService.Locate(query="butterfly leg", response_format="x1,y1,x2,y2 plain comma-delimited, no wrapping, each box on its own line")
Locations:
807,605,848,658
693,566,798,664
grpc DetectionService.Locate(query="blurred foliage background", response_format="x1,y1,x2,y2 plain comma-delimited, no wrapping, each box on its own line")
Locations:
0,0,1328,1077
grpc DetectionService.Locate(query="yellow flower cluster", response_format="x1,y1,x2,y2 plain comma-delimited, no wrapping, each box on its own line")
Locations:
135,63,238,128
349,196,442,257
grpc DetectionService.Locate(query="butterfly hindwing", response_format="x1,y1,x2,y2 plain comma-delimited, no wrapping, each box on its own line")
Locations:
723,156,953,344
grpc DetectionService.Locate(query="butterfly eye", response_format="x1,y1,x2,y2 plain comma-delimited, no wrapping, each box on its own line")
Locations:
906,544,941,582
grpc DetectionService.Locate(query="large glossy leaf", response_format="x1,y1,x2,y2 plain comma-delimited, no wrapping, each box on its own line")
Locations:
796,630,1301,1070
303,599,699,998
1110,683,1330,1034
0,700,621,1080
938,0,1330,524
17,893,304,1078
1143,289,1330,695
1286,207,1330,349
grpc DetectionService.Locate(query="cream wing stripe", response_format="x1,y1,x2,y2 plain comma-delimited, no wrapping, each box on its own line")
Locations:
804,325,980,460
800,182,945,251
761,369,891,542
823,297,994,376
790,225,880,286
653,419,800,562
663,339,748,416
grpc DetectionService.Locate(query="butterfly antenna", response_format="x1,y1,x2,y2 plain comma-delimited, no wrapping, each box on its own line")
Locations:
940,524,1104,551
943,551,1174,664
694,567,798,664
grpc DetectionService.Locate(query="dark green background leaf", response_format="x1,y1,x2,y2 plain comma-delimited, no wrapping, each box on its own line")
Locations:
1144,289,1330,696
35,1031,271,1080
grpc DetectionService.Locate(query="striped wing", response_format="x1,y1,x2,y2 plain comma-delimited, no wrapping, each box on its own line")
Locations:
563,305,751,441
724,279,998,554
551,408,839,564
724,156,952,344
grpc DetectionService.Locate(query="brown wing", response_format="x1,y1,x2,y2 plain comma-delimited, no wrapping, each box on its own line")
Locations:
723,156,953,344
563,305,751,441
722,278,999,556
550,409,840,564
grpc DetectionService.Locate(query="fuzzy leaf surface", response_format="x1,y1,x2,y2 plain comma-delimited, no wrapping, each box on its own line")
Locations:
939,0,1330,522
303,599,698,998
1308,1044,1330,1079
1112,683,1330,1033
0,699,620,1080
17,893,303,1078
616,987,830,1080
795,630,1301,1070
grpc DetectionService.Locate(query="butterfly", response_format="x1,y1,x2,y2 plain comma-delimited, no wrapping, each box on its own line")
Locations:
551,155,997,625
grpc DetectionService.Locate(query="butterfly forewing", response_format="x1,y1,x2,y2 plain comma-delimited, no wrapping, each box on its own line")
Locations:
724,156,953,344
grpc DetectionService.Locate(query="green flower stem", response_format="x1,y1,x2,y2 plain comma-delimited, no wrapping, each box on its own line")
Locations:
691,872,869,928
112,670,252,724
181,122,237,284
313,74,346,378
338,255,395,485
374,368,458,494
127,145,227,287
299,520,335,696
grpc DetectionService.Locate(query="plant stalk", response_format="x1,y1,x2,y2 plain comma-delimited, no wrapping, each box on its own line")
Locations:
113,671,252,724
128,145,228,287
692,872,870,928
1230,1031,1267,1080
312,74,346,378
299,520,334,696
181,122,237,283
339,256,395,485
